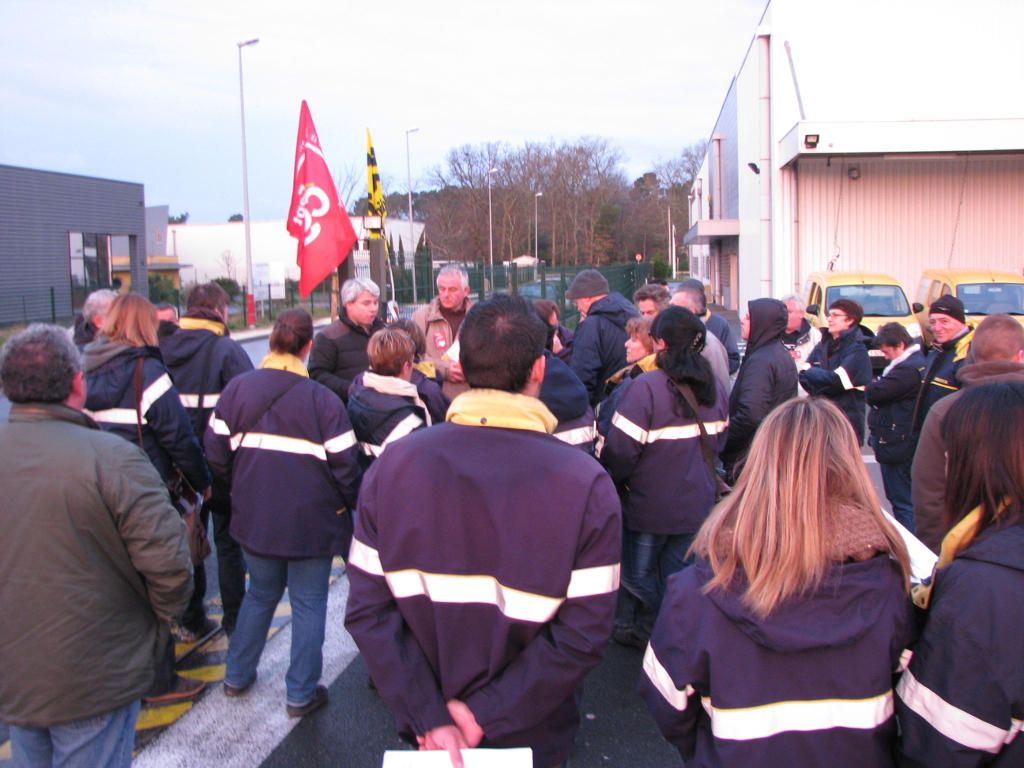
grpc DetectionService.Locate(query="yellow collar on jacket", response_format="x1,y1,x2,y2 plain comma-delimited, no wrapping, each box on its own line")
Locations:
413,360,437,379
954,328,975,363
447,389,557,434
606,353,658,387
911,504,985,609
259,351,309,377
179,317,225,335
636,353,658,372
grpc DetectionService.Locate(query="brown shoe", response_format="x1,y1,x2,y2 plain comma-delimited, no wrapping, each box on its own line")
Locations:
143,675,206,704
224,672,256,698
286,684,328,718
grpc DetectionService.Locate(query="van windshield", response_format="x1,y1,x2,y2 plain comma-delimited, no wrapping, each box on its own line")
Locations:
957,283,1024,315
825,285,910,317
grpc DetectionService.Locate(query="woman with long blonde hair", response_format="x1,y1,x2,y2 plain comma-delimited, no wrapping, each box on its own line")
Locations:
640,397,912,768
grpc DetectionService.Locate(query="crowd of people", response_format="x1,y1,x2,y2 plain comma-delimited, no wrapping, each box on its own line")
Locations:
0,266,1021,768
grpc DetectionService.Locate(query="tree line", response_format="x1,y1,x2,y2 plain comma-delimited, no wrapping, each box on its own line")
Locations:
350,137,707,269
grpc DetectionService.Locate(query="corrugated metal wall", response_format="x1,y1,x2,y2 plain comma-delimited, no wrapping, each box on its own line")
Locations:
0,165,147,324
796,154,1024,294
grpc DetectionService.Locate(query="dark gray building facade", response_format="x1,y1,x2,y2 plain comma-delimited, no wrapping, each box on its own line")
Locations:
0,164,147,325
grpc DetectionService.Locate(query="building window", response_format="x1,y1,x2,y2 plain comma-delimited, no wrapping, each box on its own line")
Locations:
69,232,119,312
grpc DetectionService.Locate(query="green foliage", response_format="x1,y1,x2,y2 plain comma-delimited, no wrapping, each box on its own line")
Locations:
228,213,243,222
168,212,189,224
212,277,241,301
148,274,178,304
652,258,671,279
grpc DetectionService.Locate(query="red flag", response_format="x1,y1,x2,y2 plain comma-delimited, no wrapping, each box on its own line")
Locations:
287,101,358,298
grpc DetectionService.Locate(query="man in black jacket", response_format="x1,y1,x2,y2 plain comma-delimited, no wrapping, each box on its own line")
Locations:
161,282,254,637
309,277,386,402
568,270,640,408
721,298,798,480
911,294,974,433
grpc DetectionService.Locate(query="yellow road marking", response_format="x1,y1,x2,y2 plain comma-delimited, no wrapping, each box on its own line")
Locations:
179,664,226,682
136,702,192,730
274,602,292,618
0,740,11,760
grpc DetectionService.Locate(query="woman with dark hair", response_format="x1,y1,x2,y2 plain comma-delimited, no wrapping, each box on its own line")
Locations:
602,306,729,647
206,309,360,718
896,382,1024,766
640,397,912,767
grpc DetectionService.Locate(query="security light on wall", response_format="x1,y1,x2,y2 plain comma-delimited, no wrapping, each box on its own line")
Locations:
804,134,819,149
748,162,760,174
849,167,861,180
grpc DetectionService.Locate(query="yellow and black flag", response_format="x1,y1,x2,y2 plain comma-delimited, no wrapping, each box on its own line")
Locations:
366,128,386,239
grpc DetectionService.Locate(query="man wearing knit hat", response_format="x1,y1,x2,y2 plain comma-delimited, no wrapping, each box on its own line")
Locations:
911,294,974,434
567,269,640,407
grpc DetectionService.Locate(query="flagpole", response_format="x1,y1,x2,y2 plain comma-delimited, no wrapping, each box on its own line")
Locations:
406,127,419,304
237,38,259,328
487,167,497,290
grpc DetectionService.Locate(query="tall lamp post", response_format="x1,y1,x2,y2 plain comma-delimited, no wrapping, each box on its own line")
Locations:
237,38,259,328
487,167,498,288
405,127,419,303
534,191,543,261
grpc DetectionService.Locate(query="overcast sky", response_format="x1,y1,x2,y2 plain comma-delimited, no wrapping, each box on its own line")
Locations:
0,0,767,223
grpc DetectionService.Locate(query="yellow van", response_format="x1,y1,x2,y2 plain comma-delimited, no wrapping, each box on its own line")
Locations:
913,268,1024,345
804,271,920,372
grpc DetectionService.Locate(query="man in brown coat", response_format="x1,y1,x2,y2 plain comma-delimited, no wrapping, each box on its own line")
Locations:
413,263,474,400
0,325,193,768
911,313,1024,552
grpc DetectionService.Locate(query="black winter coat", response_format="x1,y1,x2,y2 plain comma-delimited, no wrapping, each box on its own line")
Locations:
911,327,974,433
347,372,431,471
801,326,873,445
308,313,386,401
570,293,640,407
409,368,450,424
865,348,926,465
160,320,254,440
539,351,595,453
721,299,797,472
896,520,1024,767
83,339,211,492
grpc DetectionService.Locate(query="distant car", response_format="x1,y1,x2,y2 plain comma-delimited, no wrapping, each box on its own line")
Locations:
913,268,1024,346
804,270,919,373
518,276,567,300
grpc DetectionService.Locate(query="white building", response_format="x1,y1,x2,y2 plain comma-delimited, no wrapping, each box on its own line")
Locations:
168,217,426,287
686,0,1024,310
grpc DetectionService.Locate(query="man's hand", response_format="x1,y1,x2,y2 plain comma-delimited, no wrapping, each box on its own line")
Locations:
202,487,213,502
446,699,484,747
419,725,468,768
447,361,466,383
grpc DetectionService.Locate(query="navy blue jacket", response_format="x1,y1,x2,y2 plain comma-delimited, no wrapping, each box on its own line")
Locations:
706,311,740,375
159,319,254,440
896,520,1024,767
801,326,873,445
345,400,621,768
570,293,640,407
205,368,360,559
539,351,595,453
83,339,211,492
641,555,912,768
721,299,797,473
410,368,450,424
347,372,430,471
911,326,974,433
603,370,729,535
866,348,927,465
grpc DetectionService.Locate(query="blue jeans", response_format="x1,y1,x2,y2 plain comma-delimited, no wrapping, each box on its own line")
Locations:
880,460,914,532
10,700,140,768
620,529,696,627
224,553,332,706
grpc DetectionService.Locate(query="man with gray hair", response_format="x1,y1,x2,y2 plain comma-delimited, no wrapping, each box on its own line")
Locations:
673,279,740,374
413,263,474,399
780,292,821,395
309,277,386,402
73,288,119,351
0,325,193,768
669,287,732,393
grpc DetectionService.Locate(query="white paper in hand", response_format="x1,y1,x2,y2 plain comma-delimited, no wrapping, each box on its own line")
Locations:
442,338,460,364
382,748,532,768
883,510,938,583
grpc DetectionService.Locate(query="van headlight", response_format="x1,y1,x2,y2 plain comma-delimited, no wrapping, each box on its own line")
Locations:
906,322,921,339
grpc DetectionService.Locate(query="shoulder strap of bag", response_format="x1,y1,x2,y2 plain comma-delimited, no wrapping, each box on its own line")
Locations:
133,357,145,447
672,380,717,486
232,374,305,451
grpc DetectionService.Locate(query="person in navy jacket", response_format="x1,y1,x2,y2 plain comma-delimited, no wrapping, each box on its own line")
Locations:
345,295,620,768
896,382,1024,767
865,323,927,531
207,309,360,718
640,397,913,768
800,297,873,445
535,302,595,454
602,306,729,647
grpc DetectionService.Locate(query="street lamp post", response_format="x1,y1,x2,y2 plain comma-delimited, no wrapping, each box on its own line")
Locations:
487,167,498,288
534,191,543,261
237,38,259,328
405,127,419,303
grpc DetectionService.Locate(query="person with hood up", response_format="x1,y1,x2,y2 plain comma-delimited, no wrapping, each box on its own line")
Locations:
720,298,798,481
640,397,913,768
82,293,211,704
602,306,729,648
865,323,926,532
534,302,595,453
799,297,873,445
347,326,432,471
567,269,640,407
896,382,1024,767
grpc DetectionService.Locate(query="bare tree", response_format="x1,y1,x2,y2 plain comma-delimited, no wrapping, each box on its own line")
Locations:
219,249,238,282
